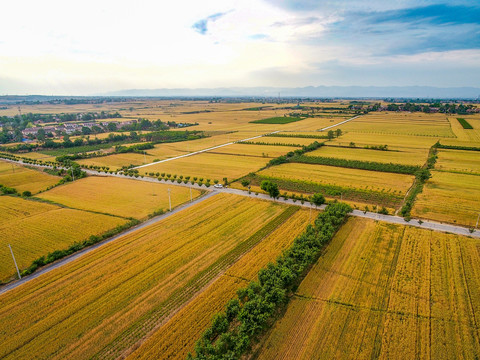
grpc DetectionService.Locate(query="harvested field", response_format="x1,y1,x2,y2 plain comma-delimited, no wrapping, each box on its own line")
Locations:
209,143,299,158
142,152,271,182
447,116,480,142
0,194,288,360
338,112,455,137
256,217,480,360
0,196,126,282
306,145,426,166
259,162,414,195
37,176,200,219
0,160,61,194
412,170,480,226
435,149,480,174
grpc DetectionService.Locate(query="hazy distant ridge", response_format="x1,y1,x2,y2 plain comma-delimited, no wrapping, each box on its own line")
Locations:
104,86,480,99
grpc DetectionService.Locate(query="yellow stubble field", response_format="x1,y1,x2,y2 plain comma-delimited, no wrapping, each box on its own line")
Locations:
435,149,480,174
256,217,480,360
0,194,288,360
306,145,426,166
142,152,271,182
412,170,480,226
37,176,200,219
0,160,61,194
338,112,455,137
259,162,414,195
0,196,126,282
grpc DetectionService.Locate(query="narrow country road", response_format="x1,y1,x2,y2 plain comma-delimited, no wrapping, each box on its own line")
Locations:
318,115,361,131
132,130,281,169
0,190,218,296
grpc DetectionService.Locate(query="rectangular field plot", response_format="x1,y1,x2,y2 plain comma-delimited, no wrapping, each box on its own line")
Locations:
249,136,318,146
338,112,455,137
412,170,480,226
0,160,61,194
128,208,317,360
447,116,480,142
0,194,288,360
259,162,414,195
306,145,426,166
256,217,480,360
142,152,270,182
0,196,126,282
208,143,299,158
435,149,480,175
37,176,200,219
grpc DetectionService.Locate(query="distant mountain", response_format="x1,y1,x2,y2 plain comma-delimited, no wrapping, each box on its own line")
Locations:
103,86,480,99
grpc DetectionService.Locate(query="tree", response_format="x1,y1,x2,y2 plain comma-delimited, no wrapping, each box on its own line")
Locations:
311,193,325,208
37,128,46,141
107,122,117,131
81,126,92,135
241,179,250,188
260,180,279,199
335,128,342,137
327,130,335,140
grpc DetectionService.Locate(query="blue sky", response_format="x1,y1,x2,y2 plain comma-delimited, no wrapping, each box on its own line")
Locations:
0,0,479,94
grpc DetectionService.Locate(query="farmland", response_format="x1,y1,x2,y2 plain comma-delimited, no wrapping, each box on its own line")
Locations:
0,196,127,282
338,112,456,137
128,208,316,360
142,152,272,182
256,217,480,360
435,149,480,174
0,194,291,360
412,170,480,226
250,116,302,124
0,159,61,194
37,176,200,219
306,145,426,166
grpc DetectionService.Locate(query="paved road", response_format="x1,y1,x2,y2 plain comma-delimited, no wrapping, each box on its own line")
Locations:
0,191,218,296
87,170,480,239
133,130,281,170
319,115,361,131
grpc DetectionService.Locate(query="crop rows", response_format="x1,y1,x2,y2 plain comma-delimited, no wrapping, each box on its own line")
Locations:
256,217,480,359
0,194,286,360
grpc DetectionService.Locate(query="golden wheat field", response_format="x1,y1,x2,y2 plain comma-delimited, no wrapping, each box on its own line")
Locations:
447,116,480,142
435,149,480,174
259,162,414,195
37,176,200,219
142,152,271,182
250,136,317,146
0,196,126,282
0,194,289,360
306,145,426,166
208,143,298,158
0,160,61,193
256,217,480,360
338,112,455,137
128,208,317,360
412,170,480,226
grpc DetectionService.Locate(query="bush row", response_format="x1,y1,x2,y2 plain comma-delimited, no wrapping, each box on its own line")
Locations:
189,202,352,359
292,155,420,175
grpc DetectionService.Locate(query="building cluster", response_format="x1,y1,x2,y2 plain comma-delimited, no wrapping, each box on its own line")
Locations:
21,120,137,138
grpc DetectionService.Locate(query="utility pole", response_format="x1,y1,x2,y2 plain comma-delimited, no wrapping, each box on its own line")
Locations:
8,244,21,279
168,188,171,211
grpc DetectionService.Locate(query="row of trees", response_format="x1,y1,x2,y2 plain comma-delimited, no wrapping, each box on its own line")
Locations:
189,202,352,359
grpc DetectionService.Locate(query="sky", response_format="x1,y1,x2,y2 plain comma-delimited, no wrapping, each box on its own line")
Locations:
1,0,479,95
